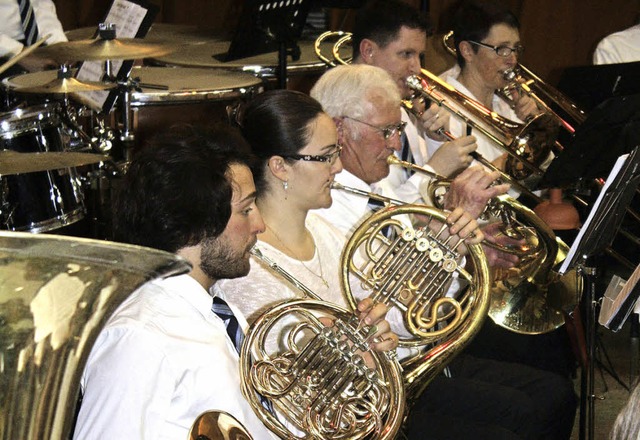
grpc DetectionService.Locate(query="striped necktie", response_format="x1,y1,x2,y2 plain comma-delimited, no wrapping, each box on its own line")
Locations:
17,0,40,46
211,296,244,354
212,296,275,414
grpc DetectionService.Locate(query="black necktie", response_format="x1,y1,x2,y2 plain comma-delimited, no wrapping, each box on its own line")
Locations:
211,296,244,354
400,132,414,177
17,0,40,46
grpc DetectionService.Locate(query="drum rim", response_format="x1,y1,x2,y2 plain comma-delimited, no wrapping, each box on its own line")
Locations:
0,104,61,140
127,66,265,105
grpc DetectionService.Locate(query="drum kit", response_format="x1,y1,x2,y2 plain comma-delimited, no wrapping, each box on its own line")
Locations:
0,24,327,240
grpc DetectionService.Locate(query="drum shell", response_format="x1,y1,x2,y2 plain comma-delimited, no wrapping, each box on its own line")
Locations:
125,66,264,148
0,105,85,232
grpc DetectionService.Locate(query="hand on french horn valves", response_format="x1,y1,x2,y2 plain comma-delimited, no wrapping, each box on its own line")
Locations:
357,298,399,352
446,207,484,245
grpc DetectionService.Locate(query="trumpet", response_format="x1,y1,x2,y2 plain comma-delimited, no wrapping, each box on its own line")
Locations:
244,247,405,439
405,70,558,181
442,30,587,135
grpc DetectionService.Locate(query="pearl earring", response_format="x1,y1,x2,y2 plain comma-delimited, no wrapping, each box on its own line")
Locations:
283,180,288,191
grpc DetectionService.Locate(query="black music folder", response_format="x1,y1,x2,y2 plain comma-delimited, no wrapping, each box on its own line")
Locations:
540,93,640,188
559,146,640,275
220,0,311,62
557,61,640,112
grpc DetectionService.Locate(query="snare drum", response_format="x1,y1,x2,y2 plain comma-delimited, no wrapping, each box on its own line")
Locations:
126,66,263,147
0,104,85,232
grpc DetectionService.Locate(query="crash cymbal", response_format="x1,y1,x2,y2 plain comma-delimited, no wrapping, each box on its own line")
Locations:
35,38,177,62
14,76,116,94
0,151,109,175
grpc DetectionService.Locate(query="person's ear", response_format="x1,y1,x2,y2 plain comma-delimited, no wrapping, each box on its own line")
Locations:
360,39,377,64
267,155,289,182
459,41,475,62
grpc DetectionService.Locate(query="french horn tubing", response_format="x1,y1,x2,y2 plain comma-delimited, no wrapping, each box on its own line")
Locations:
336,201,491,400
243,247,405,440
379,157,583,335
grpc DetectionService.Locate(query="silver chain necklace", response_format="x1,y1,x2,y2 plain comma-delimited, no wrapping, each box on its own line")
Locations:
266,225,330,289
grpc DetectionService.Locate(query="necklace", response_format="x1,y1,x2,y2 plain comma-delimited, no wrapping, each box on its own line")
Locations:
266,225,330,289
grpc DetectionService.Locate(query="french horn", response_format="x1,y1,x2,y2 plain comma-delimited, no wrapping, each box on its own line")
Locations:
381,157,583,335
338,203,491,400
243,247,405,439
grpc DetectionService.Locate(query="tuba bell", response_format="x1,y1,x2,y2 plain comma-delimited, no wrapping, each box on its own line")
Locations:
0,231,190,439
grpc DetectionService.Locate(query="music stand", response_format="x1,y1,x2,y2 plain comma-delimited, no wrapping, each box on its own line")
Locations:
557,146,640,440
539,93,640,189
218,0,311,89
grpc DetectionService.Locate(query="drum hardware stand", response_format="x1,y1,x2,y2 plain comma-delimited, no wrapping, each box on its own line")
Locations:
113,75,167,161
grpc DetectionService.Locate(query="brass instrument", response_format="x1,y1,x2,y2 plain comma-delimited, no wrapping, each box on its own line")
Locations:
405,70,558,181
383,157,583,335
0,231,190,439
442,30,587,134
337,202,491,400
243,247,405,439
189,411,253,440
443,30,640,271
314,30,559,181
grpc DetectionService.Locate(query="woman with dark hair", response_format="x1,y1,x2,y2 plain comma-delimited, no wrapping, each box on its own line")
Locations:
218,89,401,350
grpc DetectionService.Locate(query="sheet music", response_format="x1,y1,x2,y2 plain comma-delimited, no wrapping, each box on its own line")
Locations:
74,0,149,111
559,152,629,274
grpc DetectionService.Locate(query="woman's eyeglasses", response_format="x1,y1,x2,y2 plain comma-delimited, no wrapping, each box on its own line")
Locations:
282,144,342,164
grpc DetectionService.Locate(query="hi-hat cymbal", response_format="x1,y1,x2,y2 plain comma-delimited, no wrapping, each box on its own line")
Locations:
0,151,109,175
14,76,116,94
35,38,177,62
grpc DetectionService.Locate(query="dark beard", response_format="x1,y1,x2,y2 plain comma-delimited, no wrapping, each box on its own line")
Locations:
199,235,251,281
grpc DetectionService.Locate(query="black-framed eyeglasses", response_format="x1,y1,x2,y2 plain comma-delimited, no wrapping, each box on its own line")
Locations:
468,40,524,57
282,144,342,164
344,116,407,140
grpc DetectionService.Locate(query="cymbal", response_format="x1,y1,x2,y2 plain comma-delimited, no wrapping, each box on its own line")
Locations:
35,38,177,62
14,76,116,94
0,151,109,175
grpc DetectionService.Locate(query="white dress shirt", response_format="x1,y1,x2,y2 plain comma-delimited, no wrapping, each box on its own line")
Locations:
0,0,67,57
74,274,277,440
433,65,519,164
374,108,438,205
593,24,640,65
